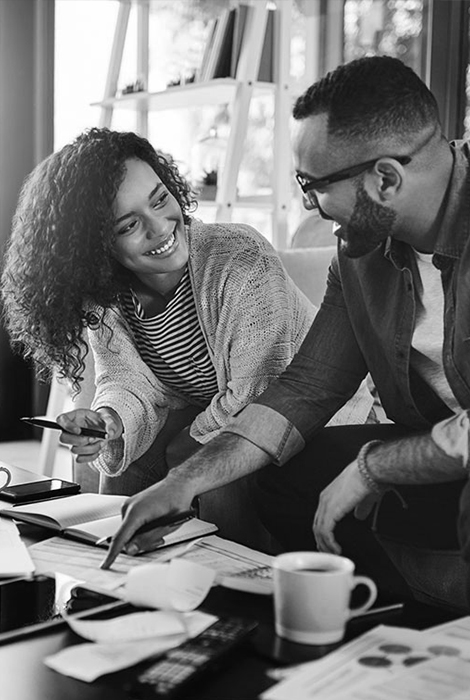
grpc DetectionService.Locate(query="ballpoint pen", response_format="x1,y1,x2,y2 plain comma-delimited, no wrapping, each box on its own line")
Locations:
21,417,106,439
95,507,197,547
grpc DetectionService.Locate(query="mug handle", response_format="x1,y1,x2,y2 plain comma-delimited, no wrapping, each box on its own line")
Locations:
0,465,11,489
348,575,378,618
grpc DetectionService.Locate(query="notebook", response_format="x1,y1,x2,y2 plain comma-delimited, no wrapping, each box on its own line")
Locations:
0,493,217,549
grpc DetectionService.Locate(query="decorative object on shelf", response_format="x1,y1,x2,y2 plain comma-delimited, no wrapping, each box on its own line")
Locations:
197,169,218,201
192,109,229,196
120,78,146,96
167,71,197,88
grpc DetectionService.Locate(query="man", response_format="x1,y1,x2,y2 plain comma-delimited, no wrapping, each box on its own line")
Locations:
100,57,470,606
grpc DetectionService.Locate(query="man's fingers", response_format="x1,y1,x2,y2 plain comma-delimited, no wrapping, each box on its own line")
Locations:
100,507,150,569
124,535,164,556
313,512,342,554
100,534,125,570
354,495,377,520
100,520,140,569
124,523,182,556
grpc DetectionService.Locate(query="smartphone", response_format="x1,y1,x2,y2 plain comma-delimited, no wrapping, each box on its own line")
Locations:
0,478,80,504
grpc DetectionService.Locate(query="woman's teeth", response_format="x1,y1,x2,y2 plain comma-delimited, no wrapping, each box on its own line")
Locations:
146,232,176,256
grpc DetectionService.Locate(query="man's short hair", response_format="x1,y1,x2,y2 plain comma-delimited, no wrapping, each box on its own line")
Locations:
293,56,440,143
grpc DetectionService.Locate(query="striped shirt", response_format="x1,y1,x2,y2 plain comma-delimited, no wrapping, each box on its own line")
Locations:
120,269,218,403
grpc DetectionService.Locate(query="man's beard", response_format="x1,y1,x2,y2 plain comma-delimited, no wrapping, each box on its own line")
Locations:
340,181,396,258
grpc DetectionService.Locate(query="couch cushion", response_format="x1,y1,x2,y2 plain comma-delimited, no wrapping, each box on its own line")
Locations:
278,246,336,307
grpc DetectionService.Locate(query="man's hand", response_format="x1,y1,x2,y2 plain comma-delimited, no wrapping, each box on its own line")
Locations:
100,474,195,570
313,460,377,554
57,408,122,463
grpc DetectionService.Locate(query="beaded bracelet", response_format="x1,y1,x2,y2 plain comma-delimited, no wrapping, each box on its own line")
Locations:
356,439,387,494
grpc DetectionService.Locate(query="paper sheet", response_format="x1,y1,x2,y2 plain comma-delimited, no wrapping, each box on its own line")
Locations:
45,610,217,682
28,534,272,597
125,559,215,611
262,625,470,700
69,609,191,642
28,535,203,596
334,655,470,700
0,517,35,576
170,535,273,580
427,614,470,642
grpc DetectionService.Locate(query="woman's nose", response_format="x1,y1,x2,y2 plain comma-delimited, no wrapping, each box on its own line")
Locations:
144,213,170,239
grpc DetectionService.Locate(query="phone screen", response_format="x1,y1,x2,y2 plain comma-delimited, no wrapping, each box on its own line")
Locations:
0,479,80,504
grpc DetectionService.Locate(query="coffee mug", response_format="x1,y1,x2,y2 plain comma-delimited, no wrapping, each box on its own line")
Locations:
273,551,377,645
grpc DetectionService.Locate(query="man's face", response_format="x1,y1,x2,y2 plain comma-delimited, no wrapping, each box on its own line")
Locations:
338,180,396,258
292,114,396,257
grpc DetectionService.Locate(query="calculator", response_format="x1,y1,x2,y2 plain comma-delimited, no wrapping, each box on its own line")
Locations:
219,565,274,595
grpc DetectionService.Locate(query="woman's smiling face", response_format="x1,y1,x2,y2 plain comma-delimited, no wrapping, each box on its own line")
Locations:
112,158,189,289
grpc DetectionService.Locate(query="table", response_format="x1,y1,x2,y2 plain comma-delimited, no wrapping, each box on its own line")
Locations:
0,574,459,700
0,474,462,700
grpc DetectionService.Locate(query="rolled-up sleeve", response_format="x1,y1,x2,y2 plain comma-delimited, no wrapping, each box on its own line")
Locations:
223,403,305,465
431,410,470,470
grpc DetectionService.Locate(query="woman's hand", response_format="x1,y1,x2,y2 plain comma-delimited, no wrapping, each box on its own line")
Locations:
313,460,378,554
56,407,123,463
101,474,195,569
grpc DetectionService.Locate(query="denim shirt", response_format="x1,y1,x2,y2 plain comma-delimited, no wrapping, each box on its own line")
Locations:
225,140,470,465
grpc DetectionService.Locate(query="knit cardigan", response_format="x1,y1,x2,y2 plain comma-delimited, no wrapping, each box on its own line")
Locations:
89,219,373,477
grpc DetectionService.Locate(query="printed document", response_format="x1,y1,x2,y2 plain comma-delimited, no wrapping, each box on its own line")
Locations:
28,534,272,597
262,624,470,700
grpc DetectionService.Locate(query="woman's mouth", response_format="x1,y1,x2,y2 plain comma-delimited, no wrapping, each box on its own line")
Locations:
145,231,177,256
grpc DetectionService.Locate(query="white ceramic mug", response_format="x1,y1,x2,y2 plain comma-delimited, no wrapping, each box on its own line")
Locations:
273,551,378,645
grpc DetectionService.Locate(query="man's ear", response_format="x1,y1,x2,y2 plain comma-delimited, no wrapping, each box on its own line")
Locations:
367,158,404,202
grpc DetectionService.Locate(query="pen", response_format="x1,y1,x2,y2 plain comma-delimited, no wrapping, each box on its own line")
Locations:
352,603,404,620
21,417,106,439
95,507,197,547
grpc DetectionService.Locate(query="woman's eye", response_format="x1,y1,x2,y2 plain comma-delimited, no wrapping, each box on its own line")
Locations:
152,191,169,208
117,218,139,236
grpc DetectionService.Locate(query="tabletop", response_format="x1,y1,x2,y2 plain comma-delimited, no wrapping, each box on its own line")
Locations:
0,578,460,700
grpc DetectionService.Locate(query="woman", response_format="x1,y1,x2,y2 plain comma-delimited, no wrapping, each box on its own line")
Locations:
2,127,372,500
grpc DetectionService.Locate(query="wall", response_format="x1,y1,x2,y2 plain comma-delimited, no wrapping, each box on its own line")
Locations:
0,0,54,439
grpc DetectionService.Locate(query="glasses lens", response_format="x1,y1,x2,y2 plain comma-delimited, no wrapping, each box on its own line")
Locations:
305,190,319,208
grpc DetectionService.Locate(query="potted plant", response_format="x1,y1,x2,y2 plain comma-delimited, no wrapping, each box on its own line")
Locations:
198,168,218,200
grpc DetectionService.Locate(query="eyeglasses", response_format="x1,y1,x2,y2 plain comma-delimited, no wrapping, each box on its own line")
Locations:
295,155,412,195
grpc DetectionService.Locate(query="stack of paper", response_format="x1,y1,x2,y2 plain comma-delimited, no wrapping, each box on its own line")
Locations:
262,622,470,700
0,518,35,577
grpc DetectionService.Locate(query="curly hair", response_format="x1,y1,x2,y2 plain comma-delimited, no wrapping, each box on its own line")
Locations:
1,127,197,392
293,56,441,144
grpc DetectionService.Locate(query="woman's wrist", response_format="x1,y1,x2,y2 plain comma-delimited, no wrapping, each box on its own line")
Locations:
97,407,124,439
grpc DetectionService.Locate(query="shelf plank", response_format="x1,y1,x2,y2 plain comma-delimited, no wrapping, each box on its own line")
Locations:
92,79,275,111
198,194,273,209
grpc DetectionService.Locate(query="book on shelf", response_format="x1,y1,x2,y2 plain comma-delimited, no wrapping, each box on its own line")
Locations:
230,4,275,82
230,3,249,78
198,17,217,82
200,8,233,82
0,493,217,549
257,8,274,82
212,7,236,79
